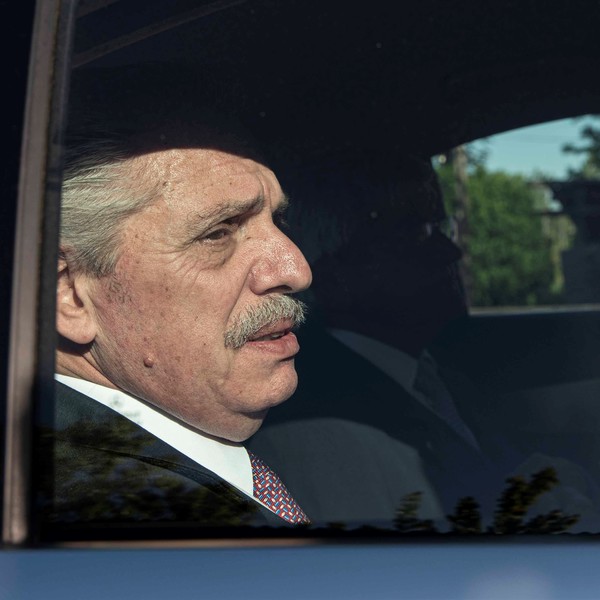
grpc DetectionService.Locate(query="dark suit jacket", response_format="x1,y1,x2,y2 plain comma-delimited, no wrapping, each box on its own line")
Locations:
37,382,290,538
250,323,524,524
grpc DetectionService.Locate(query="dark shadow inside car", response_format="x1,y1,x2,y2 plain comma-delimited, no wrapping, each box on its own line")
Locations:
248,150,600,532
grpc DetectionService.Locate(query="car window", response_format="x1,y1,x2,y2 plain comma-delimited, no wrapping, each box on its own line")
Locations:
437,117,600,311
7,0,600,545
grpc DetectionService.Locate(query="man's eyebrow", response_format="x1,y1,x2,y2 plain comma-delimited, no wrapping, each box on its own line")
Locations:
188,197,265,230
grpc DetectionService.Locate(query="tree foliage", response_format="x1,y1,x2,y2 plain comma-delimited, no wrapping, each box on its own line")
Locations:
37,423,260,528
490,467,579,534
393,491,435,532
563,118,600,180
392,467,579,535
437,164,556,306
446,496,481,534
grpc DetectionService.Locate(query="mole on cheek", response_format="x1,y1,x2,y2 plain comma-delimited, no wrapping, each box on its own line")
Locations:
143,356,155,368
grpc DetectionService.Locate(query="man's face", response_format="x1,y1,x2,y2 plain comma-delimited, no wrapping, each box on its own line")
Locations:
85,147,312,441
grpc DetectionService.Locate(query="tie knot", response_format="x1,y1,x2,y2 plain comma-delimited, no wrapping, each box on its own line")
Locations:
248,451,310,525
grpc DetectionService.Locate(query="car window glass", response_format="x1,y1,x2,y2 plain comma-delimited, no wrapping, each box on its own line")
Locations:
30,0,600,542
436,116,600,311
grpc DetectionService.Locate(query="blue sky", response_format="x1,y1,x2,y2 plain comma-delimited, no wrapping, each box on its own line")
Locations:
469,115,599,180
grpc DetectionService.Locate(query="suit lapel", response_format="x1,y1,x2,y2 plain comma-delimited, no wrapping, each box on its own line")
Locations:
269,325,513,513
437,362,524,471
49,381,288,528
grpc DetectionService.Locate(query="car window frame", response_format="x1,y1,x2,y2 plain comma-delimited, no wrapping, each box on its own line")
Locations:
6,0,600,548
3,0,75,546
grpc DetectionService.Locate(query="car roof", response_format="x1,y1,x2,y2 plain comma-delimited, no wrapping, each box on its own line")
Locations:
73,0,600,157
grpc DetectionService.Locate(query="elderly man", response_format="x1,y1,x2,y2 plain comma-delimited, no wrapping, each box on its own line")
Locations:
40,99,313,531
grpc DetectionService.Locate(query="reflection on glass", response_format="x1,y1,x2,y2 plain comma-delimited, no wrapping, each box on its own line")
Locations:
36,3,600,540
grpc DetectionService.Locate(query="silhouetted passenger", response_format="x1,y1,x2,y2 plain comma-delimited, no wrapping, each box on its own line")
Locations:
249,152,600,530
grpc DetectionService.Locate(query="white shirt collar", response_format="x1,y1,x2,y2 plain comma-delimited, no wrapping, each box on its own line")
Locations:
55,374,255,500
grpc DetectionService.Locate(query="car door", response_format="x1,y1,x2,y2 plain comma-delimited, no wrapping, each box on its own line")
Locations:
3,1,600,599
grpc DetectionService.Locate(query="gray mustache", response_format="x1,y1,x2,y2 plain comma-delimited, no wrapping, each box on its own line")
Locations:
224,295,307,349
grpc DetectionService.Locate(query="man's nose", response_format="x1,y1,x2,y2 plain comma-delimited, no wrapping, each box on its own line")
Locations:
249,231,312,296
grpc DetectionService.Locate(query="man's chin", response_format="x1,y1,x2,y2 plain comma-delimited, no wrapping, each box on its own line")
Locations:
216,371,298,441
229,409,270,442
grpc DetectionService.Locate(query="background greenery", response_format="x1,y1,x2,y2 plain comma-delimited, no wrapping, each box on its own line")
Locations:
433,118,600,308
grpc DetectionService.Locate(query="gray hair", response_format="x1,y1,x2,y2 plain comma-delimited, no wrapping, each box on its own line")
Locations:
60,133,158,277
60,110,265,278
61,64,270,277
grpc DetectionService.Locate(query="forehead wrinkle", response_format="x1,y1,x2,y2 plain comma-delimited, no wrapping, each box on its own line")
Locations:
138,149,185,189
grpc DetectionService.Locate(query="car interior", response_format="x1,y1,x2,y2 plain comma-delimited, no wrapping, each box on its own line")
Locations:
5,0,600,544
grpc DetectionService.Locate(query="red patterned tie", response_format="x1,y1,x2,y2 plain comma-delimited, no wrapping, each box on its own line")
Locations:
248,450,310,524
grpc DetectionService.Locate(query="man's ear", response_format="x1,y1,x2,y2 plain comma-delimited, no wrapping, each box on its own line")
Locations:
56,253,98,345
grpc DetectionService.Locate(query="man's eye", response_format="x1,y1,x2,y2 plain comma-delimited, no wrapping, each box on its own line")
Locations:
204,228,230,241
200,222,237,242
